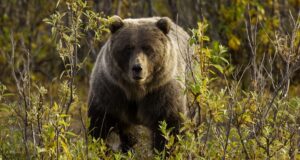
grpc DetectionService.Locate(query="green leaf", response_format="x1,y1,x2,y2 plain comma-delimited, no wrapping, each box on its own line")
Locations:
165,135,175,149
211,64,224,73
65,131,77,137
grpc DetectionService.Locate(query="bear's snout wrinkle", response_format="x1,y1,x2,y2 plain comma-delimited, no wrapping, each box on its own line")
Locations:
132,64,143,80
132,64,142,74
129,52,148,83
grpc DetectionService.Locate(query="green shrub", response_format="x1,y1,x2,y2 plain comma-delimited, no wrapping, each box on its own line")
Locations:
0,0,299,159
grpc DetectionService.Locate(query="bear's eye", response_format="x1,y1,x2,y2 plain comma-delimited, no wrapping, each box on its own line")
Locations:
142,45,154,53
125,45,134,50
122,45,134,54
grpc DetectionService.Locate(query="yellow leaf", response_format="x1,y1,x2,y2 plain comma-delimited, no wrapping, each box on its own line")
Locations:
249,104,257,112
241,114,253,124
60,137,72,159
228,35,241,51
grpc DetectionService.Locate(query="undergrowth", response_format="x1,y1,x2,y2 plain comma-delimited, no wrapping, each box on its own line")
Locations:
0,0,299,159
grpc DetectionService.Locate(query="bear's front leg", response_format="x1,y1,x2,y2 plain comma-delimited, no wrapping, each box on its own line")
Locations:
139,80,186,151
88,82,123,140
88,103,118,140
119,123,138,152
152,114,182,151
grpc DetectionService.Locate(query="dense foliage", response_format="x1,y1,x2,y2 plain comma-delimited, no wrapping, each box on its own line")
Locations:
0,0,299,159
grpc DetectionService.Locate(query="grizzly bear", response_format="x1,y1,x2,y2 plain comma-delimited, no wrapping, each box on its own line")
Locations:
88,15,192,152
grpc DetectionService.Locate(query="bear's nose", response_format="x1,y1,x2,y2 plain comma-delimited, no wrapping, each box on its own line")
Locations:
132,64,142,73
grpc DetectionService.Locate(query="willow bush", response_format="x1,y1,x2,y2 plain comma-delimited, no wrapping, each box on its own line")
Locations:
0,0,299,159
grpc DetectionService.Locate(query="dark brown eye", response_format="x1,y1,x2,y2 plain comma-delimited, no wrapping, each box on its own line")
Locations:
123,45,134,54
142,45,154,53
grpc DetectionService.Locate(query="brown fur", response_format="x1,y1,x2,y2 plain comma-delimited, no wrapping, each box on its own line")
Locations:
88,16,192,151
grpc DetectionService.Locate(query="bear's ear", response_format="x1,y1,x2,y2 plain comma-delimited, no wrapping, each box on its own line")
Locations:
156,17,171,34
109,15,124,34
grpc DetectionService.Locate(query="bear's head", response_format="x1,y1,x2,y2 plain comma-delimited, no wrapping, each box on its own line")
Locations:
106,16,176,99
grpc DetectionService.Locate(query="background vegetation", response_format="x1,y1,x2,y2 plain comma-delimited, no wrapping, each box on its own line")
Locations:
0,0,299,159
